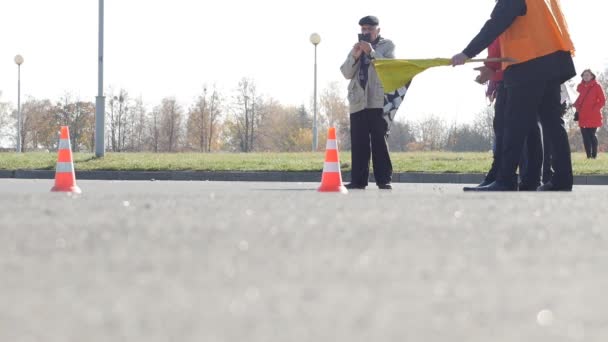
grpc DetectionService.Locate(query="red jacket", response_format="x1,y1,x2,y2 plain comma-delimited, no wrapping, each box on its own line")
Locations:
485,39,504,99
486,39,504,82
575,80,606,128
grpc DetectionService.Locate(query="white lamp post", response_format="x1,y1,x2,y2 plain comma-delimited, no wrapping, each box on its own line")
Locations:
14,55,24,153
310,33,321,151
95,0,106,157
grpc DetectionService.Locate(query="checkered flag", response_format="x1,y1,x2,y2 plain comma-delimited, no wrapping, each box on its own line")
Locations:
383,82,411,131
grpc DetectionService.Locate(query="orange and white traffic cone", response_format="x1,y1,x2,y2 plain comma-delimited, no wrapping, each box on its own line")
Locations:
51,126,81,194
318,127,348,194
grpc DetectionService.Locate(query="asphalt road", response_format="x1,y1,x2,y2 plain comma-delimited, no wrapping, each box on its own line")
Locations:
1,179,607,342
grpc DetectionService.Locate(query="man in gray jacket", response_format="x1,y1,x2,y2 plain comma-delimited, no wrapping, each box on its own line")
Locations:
340,15,395,190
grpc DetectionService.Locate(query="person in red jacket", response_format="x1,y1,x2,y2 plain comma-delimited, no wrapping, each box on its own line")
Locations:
464,39,504,190
574,69,606,159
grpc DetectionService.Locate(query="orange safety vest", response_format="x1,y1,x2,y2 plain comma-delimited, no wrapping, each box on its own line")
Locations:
499,0,575,69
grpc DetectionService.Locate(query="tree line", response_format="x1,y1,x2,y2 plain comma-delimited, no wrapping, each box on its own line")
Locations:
1,73,606,153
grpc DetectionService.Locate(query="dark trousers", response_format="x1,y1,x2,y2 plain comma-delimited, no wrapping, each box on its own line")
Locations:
542,125,554,184
541,102,567,184
580,127,598,158
486,82,542,186
485,82,507,183
518,126,543,187
350,108,392,186
497,80,573,188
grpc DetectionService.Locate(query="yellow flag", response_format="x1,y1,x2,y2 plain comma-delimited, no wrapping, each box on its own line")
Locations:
373,58,451,93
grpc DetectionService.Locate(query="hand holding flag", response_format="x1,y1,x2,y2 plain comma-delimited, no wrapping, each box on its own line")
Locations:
372,57,516,129
451,52,470,66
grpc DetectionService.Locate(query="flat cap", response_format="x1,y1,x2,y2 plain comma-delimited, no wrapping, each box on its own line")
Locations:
359,15,379,26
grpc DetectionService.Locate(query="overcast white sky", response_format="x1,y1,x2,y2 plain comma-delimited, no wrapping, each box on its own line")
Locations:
1,0,606,126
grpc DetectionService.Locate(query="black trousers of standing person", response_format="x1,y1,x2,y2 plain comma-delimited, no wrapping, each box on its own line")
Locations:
542,125,554,184
349,108,393,186
541,102,568,184
580,127,599,159
485,82,507,183
517,123,543,187
497,80,573,189
487,82,542,187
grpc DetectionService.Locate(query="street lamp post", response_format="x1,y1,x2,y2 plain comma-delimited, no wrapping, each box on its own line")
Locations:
95,0,106,157
14,55,24,153
310,33,321,151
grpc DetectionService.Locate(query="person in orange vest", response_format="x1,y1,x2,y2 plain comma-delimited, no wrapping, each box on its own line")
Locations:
452,0,576,191
574,69,606,159
463,38,542,191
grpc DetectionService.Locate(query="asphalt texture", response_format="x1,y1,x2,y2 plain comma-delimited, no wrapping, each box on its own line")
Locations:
1,179,607,342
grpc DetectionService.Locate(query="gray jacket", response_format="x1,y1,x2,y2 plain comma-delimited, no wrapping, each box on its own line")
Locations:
340,39,395,114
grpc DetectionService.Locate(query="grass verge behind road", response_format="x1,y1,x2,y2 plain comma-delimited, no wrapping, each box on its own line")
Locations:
0,152,606,175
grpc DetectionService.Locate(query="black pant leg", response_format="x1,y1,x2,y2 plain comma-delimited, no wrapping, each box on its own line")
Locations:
519,138,529,183
541,122,554,184
523,119,543,186
581,128,592,158
368,108,393,185
591,128,599,158
350,110,371,186
539,81,573,187
497,82,546,187
486,82,506,182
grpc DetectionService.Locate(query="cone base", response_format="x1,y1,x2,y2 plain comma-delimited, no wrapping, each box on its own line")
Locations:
318,185,348,194
51,185,82,194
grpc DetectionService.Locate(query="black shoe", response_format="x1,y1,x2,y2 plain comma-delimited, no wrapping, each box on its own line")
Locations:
378,183,393,190
537,181,572,192
463,179,494,191
467,181,517,192
518,182,541,192
345,183,366,190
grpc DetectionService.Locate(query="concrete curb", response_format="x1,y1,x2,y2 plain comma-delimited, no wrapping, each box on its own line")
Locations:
1,170,608,185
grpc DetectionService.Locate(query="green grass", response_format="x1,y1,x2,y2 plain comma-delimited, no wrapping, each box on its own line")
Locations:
0,152,607,175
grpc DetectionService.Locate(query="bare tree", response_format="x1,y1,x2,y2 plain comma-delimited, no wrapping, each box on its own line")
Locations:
131,97,149,152
149,106,161,153
320,82,350,150
0,93,14,147
296,105,312,130
416,115,448,151
473,106,495,143
187,88,210,151
55,95,95,152
18,98,54,151
119,94,131,152
107,91,117,151
388,121,416,151
158,98,183,152
207,87,222,152
107,89,130,152
186,86,224,152
254,100,313,152
445,124,491,152
232,78,260,152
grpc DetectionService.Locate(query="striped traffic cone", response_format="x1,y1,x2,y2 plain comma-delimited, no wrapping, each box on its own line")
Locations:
318,127,348,194
51,126,82,194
